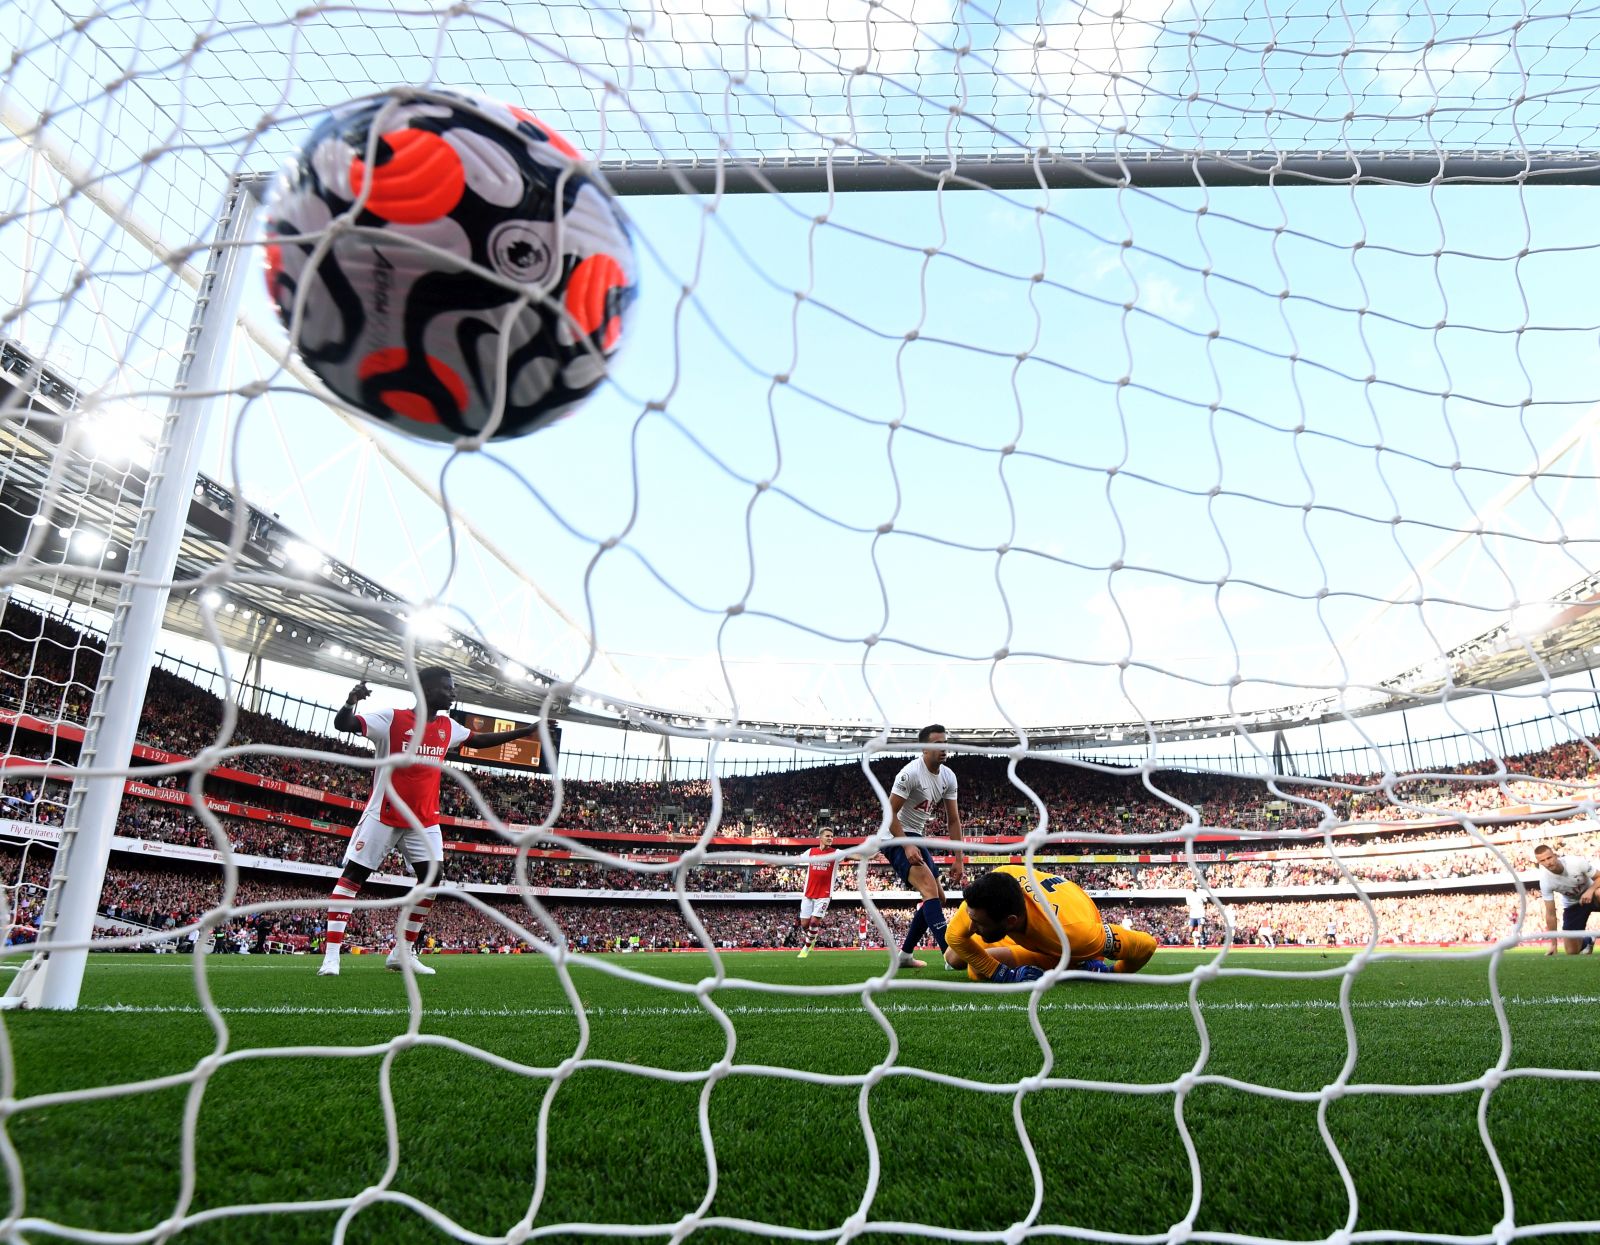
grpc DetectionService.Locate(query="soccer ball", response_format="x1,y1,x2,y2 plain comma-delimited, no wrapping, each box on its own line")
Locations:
263,90,637,443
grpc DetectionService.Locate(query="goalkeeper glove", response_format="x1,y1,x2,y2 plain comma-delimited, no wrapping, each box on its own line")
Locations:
1076,958,1115,974
989,963,1043,984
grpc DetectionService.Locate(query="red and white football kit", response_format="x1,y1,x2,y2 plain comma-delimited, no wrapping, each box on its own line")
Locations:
799,845,837,920
343,707,472,871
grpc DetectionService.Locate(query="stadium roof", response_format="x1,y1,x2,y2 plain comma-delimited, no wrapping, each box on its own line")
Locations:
6,336,1600,753
0,339,583,721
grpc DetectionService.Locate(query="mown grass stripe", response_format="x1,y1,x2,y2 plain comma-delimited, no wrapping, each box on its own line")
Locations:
80,992,1600,1020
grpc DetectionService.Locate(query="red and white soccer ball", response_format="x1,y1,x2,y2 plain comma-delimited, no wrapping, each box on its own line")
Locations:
263,90,638,443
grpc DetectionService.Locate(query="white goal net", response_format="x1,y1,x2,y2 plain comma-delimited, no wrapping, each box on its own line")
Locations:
3,0,1600,1238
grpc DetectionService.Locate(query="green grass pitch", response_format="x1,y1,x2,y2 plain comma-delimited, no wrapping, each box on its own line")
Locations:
3,949,1598,1243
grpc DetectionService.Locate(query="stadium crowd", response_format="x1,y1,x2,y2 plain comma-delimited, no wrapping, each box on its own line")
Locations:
6,605,1600,854
71,860,1565,952
34,784,1599,897
2,603,1598,957
36,798,1600,897
0,836,1563,955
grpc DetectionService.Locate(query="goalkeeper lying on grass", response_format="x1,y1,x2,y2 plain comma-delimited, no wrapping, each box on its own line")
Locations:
944,866,1159,983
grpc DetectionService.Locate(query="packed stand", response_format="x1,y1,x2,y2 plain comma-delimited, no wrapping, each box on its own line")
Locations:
0,849,1558,954
5,602,1600,865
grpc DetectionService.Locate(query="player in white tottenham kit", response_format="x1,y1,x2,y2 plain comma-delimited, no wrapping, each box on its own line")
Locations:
317,667,540,977
1257,919,1275,949
884,724,966,969
1534,843,1600,956
797,828,837,958
1184,891,1206,948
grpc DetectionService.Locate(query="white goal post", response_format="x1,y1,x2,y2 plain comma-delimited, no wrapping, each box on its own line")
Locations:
1,179,257,1010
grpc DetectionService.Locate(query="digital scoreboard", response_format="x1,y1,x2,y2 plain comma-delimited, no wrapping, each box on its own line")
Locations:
454,714,560,774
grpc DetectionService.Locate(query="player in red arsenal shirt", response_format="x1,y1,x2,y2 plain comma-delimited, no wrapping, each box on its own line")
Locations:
316,666,539,977
796,828,838,959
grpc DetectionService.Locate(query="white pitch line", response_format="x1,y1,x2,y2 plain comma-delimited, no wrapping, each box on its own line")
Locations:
73,993,1600,1021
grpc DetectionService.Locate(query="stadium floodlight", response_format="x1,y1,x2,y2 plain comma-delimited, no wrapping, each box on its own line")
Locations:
199,589,223,610
80,408,158,469
68,530,105,558
281,539,322,573
503,661,528,681
408,605,451,643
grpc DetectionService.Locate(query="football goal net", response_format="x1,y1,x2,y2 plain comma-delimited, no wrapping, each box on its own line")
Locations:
2,0,1600,1238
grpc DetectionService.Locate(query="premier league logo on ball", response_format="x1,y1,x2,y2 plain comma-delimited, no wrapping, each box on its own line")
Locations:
263,90,638,443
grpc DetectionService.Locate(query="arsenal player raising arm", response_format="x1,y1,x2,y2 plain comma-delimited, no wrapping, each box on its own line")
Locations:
317,667,538,977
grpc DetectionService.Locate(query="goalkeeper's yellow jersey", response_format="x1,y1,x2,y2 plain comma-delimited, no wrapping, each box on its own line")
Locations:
946,864,1109,980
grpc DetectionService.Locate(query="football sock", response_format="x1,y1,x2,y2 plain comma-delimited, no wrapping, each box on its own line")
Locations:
917,898,949,952
1110,925,1157,974
324,879,360,956
402,896,434,946
901,909,927,954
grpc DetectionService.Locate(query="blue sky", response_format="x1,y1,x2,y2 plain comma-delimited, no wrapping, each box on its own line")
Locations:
5,0,1600,758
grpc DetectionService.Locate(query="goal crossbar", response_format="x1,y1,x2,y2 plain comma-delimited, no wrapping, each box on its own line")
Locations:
597,148,1600,194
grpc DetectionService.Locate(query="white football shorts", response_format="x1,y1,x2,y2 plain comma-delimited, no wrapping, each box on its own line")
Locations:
343,807,444,872
799,896,831,920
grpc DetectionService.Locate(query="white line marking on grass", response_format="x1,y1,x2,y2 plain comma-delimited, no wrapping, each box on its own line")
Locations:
77,994,1600,1020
